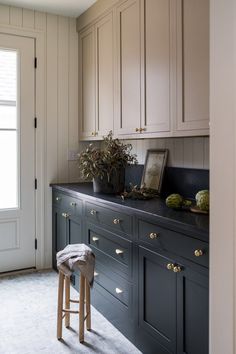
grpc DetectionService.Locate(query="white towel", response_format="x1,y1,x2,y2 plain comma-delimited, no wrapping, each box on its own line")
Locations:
56,244,95,286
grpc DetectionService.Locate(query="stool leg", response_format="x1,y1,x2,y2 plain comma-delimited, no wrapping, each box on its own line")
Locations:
65,275,70,328
79,273,85,343
85,279,91,330
57,271,64,340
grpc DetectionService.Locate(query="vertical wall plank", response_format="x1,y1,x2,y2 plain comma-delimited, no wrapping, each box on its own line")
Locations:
204,137,210,169
35,11,46,30
192,137,204,168
22,8,35,28
173,138,184,167
57,16,69,183
0,5,10,24
183,138,193,168
10,7,23,27
68,18,79,182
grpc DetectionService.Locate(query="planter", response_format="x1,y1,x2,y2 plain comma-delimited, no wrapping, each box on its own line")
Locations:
93,168,125,194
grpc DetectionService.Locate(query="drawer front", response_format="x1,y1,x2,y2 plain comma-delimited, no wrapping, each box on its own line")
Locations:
138,220,209,267
85,201,132,235
53,191,82,216
93,263,130,306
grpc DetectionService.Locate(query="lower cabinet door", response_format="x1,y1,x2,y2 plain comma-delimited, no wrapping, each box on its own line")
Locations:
54,209,67,252
138,246,177,353
177,267,209,354
68,216,82,244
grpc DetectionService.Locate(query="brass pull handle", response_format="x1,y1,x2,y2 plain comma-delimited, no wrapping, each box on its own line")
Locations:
194,249,203,257
62,212,69,218
167,263,174,271
94,271,99,277
70,202,76,206
113,218,121,225
115,288,123,294
173,266,182,273
115,249,124,255
56,197,61,201
92,236,99,242
149,232,158,240
90,209,97,215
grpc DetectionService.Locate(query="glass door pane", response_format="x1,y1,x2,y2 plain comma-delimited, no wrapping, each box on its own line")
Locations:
0,49,18,209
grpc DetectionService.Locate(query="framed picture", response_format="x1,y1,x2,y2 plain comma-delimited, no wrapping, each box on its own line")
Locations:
141,149,168,193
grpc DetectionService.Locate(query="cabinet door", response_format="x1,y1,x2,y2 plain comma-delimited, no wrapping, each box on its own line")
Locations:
115,0,142,136
176,0,209,134
68,216,82,245
142,0,171,134
177,267,209,354
138,246,177,353
53,209,67,253
79,26,96,139
95,13,114,137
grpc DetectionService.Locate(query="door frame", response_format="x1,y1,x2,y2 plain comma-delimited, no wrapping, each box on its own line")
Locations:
0,25,45,270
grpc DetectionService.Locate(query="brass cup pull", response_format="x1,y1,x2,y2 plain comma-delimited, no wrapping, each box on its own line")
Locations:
173,266,182,273
149,232,158,240
135,128,139,132
70,202,76,206
194,249,203,257
62,212,69,218
115,249,124,255
113,218,121,225
90,209,97,215
94,271,99,277
167,263,174,271
115,288,123,294
92,236,99,242
56,197,61,201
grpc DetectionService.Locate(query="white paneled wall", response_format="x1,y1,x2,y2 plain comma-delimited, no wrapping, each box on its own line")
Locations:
124,137,209,169
0,4,79,267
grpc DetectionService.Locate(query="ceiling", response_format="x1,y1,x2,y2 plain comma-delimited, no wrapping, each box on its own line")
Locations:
0,0,97,17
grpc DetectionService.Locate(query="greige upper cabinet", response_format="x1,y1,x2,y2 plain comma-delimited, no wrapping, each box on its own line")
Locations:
79,12,114,140
175,0,209,135
115,0,141,136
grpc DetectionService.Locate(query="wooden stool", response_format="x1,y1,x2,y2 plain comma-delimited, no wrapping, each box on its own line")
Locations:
57,270,91,342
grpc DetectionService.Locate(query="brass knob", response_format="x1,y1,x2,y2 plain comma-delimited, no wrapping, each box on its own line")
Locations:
115,249,124,255
91,131,95,136
167,263,174,271
90,209,97,215
62,212,69,218
94,271,99,277
92,236,99,242
194,249,203,257
113,218,121,225
115,288,123,294
70,202,76,206
149,232,158,240
56,197,61,201
173,266,182,273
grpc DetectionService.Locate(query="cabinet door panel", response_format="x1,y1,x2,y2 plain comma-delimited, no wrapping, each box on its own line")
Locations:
139,246,176,352
176,0,209,132
143,0,170,133
96,13,114,136
177,267,209,354
79,27,96,139
115,0,141,136
68,217,82,245
54,210,67,252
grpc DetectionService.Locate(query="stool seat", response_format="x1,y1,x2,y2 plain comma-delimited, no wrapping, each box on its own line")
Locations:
56,244,94,343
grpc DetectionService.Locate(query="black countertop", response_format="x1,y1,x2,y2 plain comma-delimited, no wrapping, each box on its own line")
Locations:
51,183,209,242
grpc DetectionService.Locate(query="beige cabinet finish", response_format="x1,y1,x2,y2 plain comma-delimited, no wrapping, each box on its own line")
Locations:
175,0,209,134
79,12,114,140
142,0,171,134
79,27,96,139
115,0,141,136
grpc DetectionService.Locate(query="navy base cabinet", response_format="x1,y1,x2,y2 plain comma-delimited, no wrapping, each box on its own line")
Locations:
52,184,209,354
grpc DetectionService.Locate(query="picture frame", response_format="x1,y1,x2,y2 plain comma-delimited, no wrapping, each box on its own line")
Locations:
141,149,168,193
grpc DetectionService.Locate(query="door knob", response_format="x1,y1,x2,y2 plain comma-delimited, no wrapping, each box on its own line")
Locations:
194,249,203,257
167,263,174,271
149,232,158,240
115,249,124,255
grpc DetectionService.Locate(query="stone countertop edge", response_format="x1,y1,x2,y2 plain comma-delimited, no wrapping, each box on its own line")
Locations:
51,182,209,242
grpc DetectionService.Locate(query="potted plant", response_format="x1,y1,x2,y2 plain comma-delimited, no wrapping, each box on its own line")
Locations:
78,132,137,194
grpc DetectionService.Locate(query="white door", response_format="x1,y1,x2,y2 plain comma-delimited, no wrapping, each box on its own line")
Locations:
0,34,35,272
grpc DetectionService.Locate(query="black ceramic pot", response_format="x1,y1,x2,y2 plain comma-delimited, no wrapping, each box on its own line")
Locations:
93,168,125,194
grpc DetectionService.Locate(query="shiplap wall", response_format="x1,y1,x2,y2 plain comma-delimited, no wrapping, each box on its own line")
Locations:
0,4,79,267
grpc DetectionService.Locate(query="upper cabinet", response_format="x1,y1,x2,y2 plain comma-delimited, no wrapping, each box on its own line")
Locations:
79,12,114,140
77,0,209,141
175,0,210,135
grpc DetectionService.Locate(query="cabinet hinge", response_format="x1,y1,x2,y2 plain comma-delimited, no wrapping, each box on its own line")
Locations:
35,178,37,190
35,238,38,250
34,57,37,68
34,117,37,128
